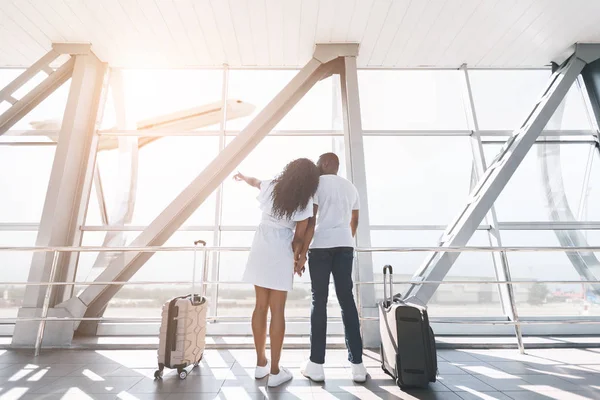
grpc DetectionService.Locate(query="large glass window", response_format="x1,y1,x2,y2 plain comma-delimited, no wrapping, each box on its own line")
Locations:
2,65,599,338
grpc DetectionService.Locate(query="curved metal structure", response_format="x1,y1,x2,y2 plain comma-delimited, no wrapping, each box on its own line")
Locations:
538,141,600,296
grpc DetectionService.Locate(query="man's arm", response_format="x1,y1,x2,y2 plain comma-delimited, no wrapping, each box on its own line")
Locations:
351,209,359,237
292,218,310,276
233,172,261,188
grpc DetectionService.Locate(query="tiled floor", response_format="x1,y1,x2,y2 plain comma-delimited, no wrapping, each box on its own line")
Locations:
0,347,598,399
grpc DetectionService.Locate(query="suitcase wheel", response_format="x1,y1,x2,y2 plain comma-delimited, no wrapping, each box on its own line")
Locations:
154,370,163,380
178,368,188,380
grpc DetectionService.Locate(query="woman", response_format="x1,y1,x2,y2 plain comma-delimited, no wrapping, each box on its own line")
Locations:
234,158,320,388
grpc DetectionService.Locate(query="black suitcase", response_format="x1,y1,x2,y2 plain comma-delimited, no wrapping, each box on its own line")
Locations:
379,265,437,388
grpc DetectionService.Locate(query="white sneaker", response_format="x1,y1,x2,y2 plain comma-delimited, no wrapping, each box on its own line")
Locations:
267,366,293,387
351,363,367,383
301,359,325,382
255,360,271,379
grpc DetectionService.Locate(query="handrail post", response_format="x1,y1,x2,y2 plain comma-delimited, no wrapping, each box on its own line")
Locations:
507,280,525,354
34,250,60,356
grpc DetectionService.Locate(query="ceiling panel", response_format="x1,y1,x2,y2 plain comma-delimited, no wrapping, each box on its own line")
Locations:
0,0,599,68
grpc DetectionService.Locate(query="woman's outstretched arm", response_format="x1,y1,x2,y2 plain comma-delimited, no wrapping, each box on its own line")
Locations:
233,172,261,188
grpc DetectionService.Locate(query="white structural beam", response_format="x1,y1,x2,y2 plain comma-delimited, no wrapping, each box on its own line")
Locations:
12,49,108,347
404,44,600,306
62,44,354,323
339,56,377,347
461,65,524,353
0,49,61,103
0,57,74,135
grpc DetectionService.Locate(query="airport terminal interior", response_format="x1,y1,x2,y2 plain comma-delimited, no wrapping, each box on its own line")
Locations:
2,0,600,398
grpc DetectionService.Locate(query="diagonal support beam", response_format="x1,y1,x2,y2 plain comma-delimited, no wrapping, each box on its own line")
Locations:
0,48,61,104
0,57,74,135
62,45,355,322
404,44,600,306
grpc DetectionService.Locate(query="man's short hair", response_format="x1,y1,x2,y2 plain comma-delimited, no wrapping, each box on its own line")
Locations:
319,152,340,171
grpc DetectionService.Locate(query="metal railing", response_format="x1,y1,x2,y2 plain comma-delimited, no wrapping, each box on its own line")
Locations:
1,245,600,355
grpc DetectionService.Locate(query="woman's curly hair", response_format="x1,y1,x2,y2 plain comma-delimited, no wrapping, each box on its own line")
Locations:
271,158,320,220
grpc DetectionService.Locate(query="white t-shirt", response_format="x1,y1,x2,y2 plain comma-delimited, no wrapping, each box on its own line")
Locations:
310,175,360,249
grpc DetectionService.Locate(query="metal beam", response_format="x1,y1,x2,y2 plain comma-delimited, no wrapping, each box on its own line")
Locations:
61,45,352,322
12,51,108,347
339,55,378,347
0,58,75,135
540,64,600,297
404,44,600,306
0,49,60,103
581,56,600,133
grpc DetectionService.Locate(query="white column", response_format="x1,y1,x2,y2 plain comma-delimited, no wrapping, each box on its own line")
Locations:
339,55,378,347
13,50,108,347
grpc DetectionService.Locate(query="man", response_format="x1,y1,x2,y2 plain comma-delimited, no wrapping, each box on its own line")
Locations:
297,152,367,383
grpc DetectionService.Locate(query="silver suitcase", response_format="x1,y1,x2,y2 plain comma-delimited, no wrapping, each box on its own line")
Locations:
154,240,209,380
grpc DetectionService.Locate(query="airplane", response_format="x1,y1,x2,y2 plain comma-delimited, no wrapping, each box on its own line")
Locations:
28,99,255,282
28,99,255,151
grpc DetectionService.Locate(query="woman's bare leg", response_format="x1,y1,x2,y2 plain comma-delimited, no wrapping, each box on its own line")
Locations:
268,289,288,374
253,286,270,367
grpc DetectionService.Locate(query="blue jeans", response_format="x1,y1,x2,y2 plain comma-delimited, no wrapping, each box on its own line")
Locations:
308,247,363,364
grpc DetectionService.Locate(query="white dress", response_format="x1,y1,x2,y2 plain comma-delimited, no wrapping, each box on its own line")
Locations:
243,180,313,292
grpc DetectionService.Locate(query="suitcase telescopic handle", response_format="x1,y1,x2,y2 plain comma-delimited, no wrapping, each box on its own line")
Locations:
383,265,393,304
192,240,207,303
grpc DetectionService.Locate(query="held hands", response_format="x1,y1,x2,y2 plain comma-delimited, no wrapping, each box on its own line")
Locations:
294,253,307,277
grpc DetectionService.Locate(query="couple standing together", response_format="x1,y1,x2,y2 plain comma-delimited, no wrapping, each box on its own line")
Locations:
234,153,367,388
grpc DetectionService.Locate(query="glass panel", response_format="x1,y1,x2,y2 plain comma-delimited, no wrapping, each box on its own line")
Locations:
501,230,600,317
470,69,591,130
364,136,472,225
484,143,594,221
221,136,344,225
120,69,223,130
95,137,219,225
358,70,468,130
0,146,55,222
370,230,504,317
